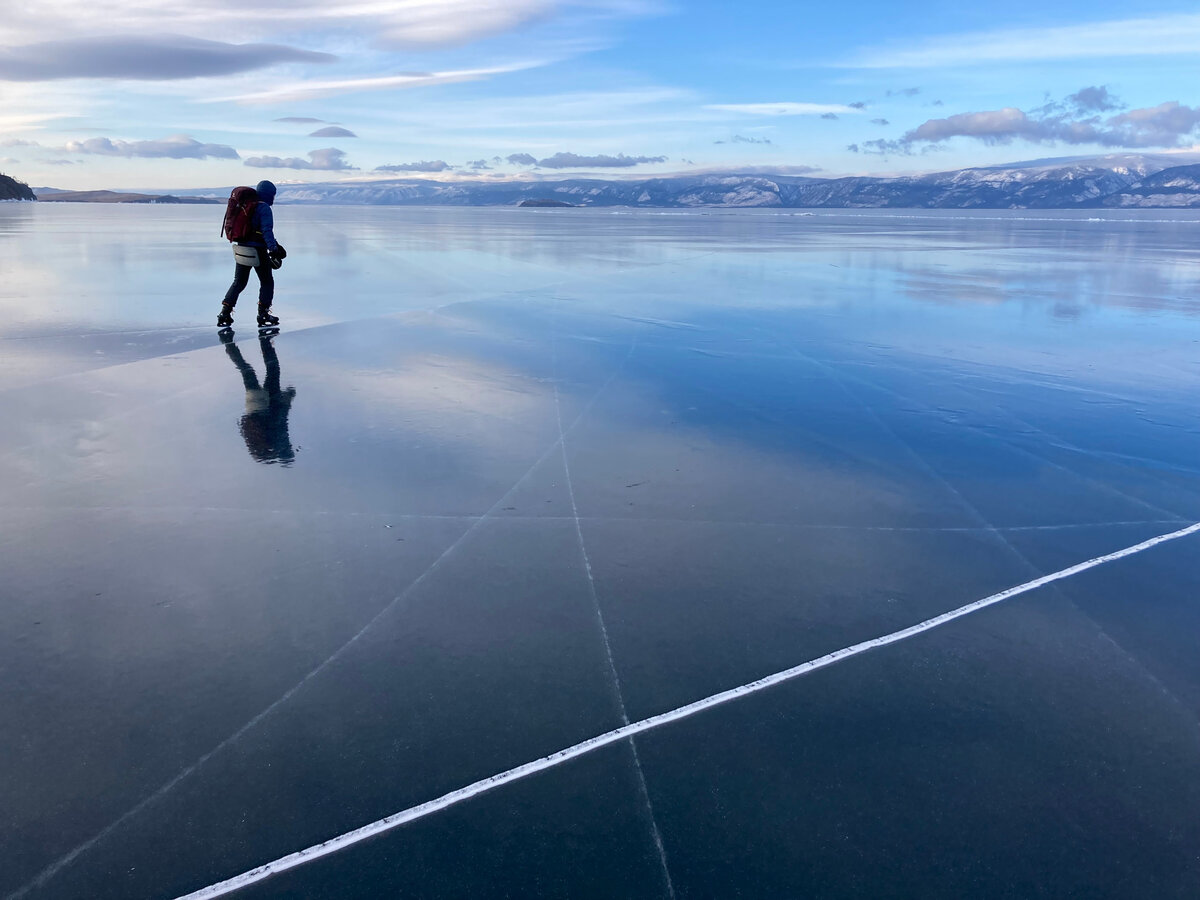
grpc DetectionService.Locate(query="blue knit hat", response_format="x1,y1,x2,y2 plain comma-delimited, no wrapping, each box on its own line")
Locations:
255,180,277,203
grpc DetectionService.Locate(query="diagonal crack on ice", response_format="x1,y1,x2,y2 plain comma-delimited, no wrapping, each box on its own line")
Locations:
551,321,675,899
171,520,1200,900
807,352,1200,728
815,351,1193,522
5,322,644,900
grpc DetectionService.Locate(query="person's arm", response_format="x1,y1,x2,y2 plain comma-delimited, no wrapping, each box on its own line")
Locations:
258,204,278,251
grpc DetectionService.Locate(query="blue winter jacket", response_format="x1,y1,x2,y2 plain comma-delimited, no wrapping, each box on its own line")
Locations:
247,202,278,252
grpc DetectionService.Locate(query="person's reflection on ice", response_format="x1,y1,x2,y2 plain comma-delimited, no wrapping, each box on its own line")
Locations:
220,331,297,465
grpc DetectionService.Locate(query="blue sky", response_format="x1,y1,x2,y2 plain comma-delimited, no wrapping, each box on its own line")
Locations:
3,0,1200,189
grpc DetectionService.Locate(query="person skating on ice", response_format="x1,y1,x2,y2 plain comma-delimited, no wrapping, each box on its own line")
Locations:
218,179,286,328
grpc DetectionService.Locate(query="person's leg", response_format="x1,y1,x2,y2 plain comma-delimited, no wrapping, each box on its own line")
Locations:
254,258,275,307
220,262,252,324
252,257,278,325
223,263,252,306
253,257,279,325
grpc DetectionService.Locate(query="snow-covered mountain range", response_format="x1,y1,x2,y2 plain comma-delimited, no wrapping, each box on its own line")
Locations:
38,153,1200,209
266,154,1200,209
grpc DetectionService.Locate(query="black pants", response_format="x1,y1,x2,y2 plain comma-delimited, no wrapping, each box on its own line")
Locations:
223,247,274,307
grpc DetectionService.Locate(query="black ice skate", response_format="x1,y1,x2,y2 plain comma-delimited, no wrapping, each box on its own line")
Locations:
257,307,280,328
217,303,234,328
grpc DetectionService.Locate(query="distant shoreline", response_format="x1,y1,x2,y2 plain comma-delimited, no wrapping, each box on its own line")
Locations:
34,190,220,204
16,151,1200,209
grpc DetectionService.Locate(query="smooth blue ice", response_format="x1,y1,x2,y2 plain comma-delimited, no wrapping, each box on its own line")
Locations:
2,203,1199,899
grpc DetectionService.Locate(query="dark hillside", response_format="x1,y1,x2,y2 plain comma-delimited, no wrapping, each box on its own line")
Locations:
36,189,219,204
0,173,36,201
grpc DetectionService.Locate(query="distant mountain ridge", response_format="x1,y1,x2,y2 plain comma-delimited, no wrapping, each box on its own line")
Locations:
34,189,218,204
262,154,1200,209
33,153,1200,209
1099,164,1200,208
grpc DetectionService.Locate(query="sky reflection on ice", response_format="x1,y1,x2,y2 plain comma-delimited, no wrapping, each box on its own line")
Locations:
2,205,1200,899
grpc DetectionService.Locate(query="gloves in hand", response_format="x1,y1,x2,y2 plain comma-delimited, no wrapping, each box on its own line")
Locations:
268,245,286,269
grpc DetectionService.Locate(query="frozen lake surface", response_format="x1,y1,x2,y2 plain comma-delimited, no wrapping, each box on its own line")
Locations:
3,204,1200,898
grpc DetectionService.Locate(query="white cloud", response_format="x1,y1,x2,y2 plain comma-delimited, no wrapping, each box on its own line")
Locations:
536,151,666,167
707,102,861,116
0,112,67,130
63,134,239,159
309,126,357,137
350,0,556,46
245,147,355,169
906,108,1038,143
0,0,655,52
867,92,1200,154
0,0,545,46
214,62,543,104
692,164,821,176
850,13,1200,68
714,135,772,145
0,35,334,81
375,159,451,172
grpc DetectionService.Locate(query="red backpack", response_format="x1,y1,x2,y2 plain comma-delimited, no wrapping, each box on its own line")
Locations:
221,186,259,242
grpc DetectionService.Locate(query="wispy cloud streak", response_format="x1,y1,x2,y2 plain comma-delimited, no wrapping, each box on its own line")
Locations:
215,62,543,104
0,0,658,51
850,13,1200,68
708,102,861,116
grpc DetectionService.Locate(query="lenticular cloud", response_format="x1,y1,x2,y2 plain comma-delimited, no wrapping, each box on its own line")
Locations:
64,135,240,160
0,0,559,53
0,35,334,81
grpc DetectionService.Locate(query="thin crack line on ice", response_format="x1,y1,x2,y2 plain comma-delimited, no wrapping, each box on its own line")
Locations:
4,327,643,900
551,327,674,898
171,520,1200,900
815,353,1190,522
808,352,1200,717
813,356,1200,724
